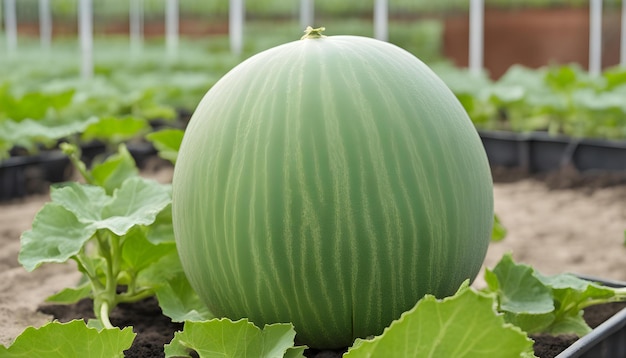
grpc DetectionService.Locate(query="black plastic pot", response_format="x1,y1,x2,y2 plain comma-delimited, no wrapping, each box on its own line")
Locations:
127,142,157,168
0,155,36,201
527,132,574,173
0,150,71,201
558,276,626,358
478,130,530,170
478,131,626,174
573,138,626,172
39,150,71,183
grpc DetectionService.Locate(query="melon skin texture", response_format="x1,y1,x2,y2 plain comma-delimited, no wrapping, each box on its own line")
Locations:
172,34,494,349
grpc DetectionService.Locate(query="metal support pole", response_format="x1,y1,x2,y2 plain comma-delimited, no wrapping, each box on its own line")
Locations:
4,0,17,55
78,0,93,79
165,0,178,58
374,0,388,42
619,0,626,67
299,0,313,30
468,0,484,75
229,0,244,56
130,0,144,54
589,0,602,76
39,0,52,50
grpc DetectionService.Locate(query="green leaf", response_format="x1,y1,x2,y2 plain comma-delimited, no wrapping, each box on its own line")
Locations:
91,144,139,195
81,115,149,145
18,202,95,271
484,253,623,336
491,214,507,242
136,251,213,322
144,203,176,244
533,272,616,336
344,281,535,358
486,253,554,315
0,320,135,357
99,177,171,236
50,182,108,223
146,128,184,164
484,253,555,333
154,274,214,322
164,319,304,358
121,228,177,274
46,282,92,304
0,117,98,152
50,177,170,237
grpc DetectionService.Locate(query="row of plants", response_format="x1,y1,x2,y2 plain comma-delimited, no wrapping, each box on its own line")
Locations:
0,38,240,161
3,62,626,164
0,19,444,162
434,63,626,140
3,54,626,165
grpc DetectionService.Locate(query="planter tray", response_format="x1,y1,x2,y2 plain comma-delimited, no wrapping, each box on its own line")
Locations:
558,275,626,358
0,142,157,202
0,150,70,201
478,130,626,174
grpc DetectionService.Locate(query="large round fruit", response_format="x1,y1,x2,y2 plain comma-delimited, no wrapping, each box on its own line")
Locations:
172,27,493,349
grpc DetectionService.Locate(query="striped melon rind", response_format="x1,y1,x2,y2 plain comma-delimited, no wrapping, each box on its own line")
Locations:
172,32,494,349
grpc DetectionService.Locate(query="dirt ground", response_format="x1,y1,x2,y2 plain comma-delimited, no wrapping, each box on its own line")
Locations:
0,168,625,346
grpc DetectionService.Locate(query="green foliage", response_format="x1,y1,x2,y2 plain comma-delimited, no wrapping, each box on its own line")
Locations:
492,214,507,242
0,320,135,358
436,64,626,140
146,128,184,164
81,116,150,146
344,282,536,358
0,117,98,159
17,143,210,331
484,253,626,336
164,319,306,358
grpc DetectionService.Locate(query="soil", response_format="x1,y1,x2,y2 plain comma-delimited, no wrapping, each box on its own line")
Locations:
1,162,625,356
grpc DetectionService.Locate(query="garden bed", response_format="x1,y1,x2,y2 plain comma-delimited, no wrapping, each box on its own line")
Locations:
1,165,625,355
35,294,626,358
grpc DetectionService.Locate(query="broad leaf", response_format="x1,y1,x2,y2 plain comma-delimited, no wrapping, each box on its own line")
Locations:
98,177,171,236
19,203,95,271
533,272,616,336
144,203,176,244
164,319,304,358
491,214,507,242
81,115,149,144
91,144,139,195
46,282,92,304
121,228,177,274
344,281,535,358
154,274,214,322
0,320,135,357
485,253,623,336
50,182,108,223
136,251,212,322
146,128,184,164
485,253,554,315
0,116,97,152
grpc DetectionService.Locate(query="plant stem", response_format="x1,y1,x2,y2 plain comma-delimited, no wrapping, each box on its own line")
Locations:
95,230,121,329
72,254,105,291
60,142,94,184
118,288,154,303
100,301,114,329
579,294,626,310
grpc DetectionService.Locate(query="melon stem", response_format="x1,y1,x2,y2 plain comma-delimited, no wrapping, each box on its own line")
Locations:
301,26,326,40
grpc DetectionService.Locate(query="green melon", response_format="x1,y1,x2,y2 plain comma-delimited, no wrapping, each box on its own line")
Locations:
172,27,494,349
